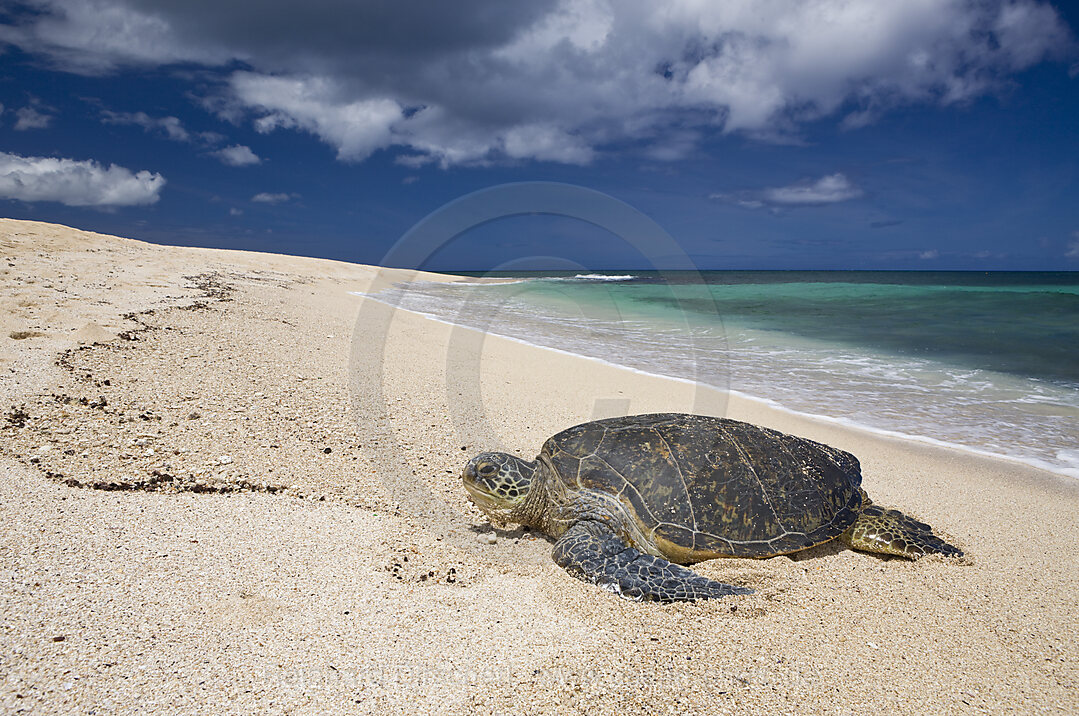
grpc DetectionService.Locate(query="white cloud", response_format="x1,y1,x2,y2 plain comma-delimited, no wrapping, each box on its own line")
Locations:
763,173,863,205
15,106,53,130
229,207,243,216
2,0,1074,166
994,1,1072,68
708,191,765,209
502,124,595,164
211,144,261,166
234,73,401,162
642,130,702,161
713,172,863,209
0,151,165,207
1066,232,1079,258
919,249,940,259
101,109,260,165
101,110,190,141
251,192,296,204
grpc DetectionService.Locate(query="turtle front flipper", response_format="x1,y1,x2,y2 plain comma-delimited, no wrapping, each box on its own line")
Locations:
552,521,752,602
843,503,963,558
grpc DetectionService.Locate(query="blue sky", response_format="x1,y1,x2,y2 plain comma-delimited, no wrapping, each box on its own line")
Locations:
0,0,1077,271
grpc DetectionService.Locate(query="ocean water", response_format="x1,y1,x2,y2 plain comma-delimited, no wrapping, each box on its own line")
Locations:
368,271,1079,478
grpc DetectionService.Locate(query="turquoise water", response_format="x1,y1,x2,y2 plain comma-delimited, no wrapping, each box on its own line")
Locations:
372,271,1079,478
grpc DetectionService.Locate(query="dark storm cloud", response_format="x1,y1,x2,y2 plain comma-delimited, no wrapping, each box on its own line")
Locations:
0,0,558,83
124,0,558,64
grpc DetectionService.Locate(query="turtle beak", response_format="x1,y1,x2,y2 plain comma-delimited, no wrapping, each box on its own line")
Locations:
461,463,480,494
461,462,485,500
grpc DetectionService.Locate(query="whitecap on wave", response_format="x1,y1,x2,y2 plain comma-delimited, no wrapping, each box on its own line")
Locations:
556,274,637,281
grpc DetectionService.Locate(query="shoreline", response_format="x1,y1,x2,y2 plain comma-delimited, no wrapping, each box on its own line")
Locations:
353,289,1079,484
3,218,1078,714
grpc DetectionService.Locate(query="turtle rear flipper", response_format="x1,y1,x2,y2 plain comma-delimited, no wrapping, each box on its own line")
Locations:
842,504,963,558
552,521,752,602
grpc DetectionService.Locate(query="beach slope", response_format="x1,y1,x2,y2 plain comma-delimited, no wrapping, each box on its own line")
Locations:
1,219,1076,714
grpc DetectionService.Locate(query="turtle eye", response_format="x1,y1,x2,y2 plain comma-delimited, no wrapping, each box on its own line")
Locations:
478,463,498,477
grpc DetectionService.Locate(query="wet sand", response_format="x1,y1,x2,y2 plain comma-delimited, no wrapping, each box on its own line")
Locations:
1,218,1076,714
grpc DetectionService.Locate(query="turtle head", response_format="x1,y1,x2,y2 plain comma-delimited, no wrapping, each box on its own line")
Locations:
462,452,537,523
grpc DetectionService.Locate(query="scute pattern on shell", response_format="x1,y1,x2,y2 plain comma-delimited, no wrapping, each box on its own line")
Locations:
541,413,864,559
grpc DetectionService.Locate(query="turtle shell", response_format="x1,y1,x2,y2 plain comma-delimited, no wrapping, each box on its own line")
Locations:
540,413,864,560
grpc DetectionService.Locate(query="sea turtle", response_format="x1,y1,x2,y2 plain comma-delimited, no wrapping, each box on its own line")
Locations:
462,413,962,602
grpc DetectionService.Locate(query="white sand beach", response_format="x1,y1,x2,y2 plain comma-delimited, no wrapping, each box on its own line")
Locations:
1,218,1076,714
